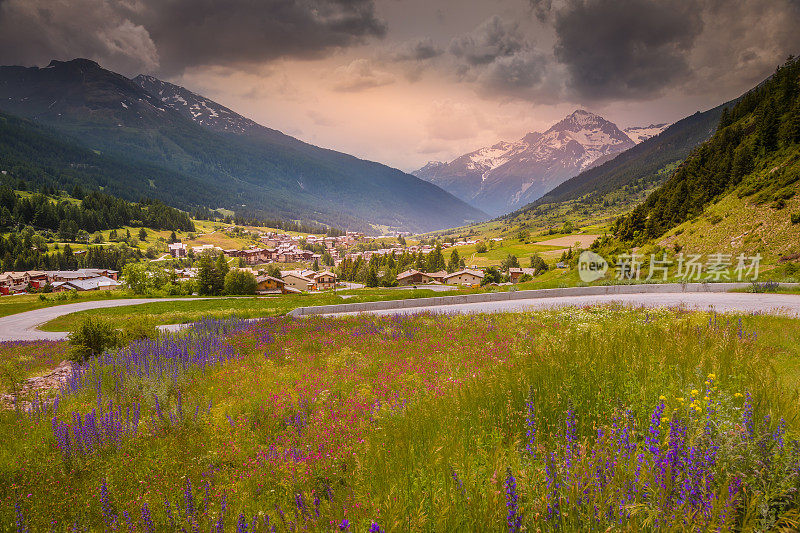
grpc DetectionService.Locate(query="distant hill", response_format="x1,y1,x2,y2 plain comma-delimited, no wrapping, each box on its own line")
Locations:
615,56,800,244
413,110,636,216
0,59,486,233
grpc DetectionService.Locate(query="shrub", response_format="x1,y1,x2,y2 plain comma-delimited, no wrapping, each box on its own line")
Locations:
475,242,488,253
748,280,780,293
529,253,548,273
791,212,800,224
68,316,120,362
224,270,257,295
481,267,503,285
501,254,520,270
120,319,158,344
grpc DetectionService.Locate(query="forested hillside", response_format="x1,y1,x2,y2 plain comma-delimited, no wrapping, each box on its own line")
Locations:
615,57,800,243
0,111,234,213
0,186,194,235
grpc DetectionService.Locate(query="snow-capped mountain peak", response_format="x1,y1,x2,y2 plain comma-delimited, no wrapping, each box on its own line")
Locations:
413,110,637,215
550,109,607,131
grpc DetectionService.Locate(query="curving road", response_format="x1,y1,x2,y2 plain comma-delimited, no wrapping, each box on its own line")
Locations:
0,298,205,342
322,292,800,318
3,291,800,342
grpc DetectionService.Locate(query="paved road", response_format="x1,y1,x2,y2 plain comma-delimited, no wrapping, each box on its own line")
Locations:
322,292,800,318
0,298,206,342
4,292,800,342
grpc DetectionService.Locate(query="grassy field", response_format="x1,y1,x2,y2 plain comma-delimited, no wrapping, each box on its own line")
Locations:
1,306,799,530
0,291,138,319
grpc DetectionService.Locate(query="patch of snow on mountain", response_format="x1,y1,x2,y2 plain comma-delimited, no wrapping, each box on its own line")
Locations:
623,123,670,144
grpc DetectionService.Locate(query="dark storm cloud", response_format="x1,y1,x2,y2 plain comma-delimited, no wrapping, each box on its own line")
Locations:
0,0,160,73
0,0,387,75
145,0,387,73
391,38,443,62
528,0,552,22
448,15,553,100
553,0,704,100
449,16,525,67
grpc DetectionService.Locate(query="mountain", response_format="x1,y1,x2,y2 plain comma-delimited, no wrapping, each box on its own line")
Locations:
413,110,635,216
615,56,800,246
133,75,277,137
0,58,486,233
0,109,235,210
623,123,670,144
512,104,732,219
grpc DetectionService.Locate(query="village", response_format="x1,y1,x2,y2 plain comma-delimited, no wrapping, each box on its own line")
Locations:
0,228,530,296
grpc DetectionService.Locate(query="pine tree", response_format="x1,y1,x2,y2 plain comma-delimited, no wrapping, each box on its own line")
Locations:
783,100,800,145
718,107,732,129
365,264,379,287
213,254,229,295
427,244,445,272
731,144,753,183
448,249,460,273
758,102,779,153
196,254,215,295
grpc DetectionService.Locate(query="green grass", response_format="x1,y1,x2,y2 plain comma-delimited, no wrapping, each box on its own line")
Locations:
2,307,799,530
37,287,477,332
0,290,136,318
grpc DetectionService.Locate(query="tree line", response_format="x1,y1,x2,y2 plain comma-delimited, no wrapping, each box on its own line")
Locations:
0,232,143,272
0,185,195,234
337,245,466,287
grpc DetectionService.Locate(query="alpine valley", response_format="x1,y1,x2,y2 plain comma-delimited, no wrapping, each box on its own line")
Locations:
0,59,487,233
413,110,668,215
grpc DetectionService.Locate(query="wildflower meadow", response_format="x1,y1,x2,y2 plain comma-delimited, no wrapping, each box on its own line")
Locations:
1,307,799,531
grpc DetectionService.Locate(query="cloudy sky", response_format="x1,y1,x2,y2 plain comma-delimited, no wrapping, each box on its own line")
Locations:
1,0,799,171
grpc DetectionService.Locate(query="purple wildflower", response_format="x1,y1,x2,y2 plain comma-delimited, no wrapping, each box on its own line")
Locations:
505,467,522,533
525,398,536,457
339,518,350,531
184,477,195,517
141,502,155,533
743,393,754,438
100,479,115,526
647,401,666,457
237,513,248,533
545,452,560,519
15,501,28,533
